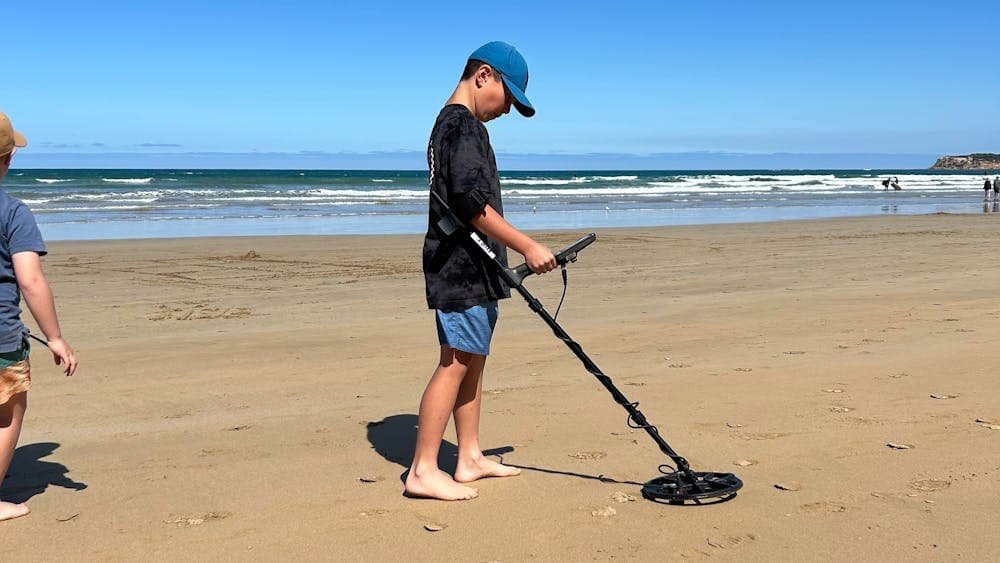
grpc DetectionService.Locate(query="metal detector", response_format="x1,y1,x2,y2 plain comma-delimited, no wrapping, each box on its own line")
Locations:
430,192,742,505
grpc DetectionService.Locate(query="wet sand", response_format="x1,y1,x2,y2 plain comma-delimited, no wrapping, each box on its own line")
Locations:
3,214,999,560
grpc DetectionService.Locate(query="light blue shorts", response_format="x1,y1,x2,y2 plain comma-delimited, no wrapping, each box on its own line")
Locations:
435,302,499,356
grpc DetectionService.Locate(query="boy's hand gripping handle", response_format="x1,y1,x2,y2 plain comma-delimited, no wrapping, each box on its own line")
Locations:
507,233,596,287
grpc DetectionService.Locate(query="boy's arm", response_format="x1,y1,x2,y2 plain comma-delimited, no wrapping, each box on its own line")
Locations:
470,205,556,274
12,251,78,376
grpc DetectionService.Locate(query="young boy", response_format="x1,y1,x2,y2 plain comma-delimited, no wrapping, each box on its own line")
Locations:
0,111,78,521
406,42,556,501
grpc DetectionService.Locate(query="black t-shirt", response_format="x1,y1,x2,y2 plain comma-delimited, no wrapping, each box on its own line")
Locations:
422,104,510,310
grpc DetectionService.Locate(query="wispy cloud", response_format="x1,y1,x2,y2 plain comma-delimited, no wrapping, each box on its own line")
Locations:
38,141,84,148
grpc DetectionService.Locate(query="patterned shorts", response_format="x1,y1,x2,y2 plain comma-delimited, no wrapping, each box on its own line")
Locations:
0,357,31,405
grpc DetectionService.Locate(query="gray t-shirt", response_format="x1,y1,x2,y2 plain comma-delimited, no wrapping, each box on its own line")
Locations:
422,104,510,310
0,190,47,352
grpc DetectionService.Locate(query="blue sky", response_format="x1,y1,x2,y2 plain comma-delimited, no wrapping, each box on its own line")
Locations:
6,0,998,169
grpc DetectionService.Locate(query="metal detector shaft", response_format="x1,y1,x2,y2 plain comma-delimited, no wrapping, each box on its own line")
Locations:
504,270,697,478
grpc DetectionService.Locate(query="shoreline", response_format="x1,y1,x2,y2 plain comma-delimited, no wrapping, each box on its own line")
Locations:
5,214,1000,560
31,209,995,244
37,203,1000,242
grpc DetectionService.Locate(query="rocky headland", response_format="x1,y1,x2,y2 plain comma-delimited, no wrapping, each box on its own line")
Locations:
930,153,1000,170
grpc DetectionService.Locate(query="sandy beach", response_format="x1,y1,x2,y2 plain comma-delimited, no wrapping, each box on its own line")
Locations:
3,214,999,561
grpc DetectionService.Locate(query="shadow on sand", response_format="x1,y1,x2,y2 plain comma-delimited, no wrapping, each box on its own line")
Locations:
1,442,87,504
365,413,643,487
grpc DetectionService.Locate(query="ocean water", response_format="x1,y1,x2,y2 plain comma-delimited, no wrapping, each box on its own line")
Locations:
2,169,995,241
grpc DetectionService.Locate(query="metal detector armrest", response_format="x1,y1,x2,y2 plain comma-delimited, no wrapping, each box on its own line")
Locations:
507,233,597,287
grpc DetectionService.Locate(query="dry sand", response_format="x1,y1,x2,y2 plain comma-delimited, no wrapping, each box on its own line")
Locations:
2,214,999,561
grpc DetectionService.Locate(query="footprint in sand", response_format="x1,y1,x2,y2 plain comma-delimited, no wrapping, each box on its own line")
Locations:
828,406,854,413
611,491,637,503
822,388,845,394
706,533,756,549
909,479,950,492
870,491,907,503
198,448,234,457
733,459,758,467
800,501,848,514
740,432,788,441
774,482,802,491
976,418,1000,430
929,394,959,400
568,451,607,460
165,511,232,527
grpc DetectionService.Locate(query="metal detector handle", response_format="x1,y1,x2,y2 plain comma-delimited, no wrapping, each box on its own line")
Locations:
507,233,597,287
429,190,596,287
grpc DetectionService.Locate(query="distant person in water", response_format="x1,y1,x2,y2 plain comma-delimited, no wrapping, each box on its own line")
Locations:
881,178,891,190
891,177,901,190
985,177,993,201
994,176,999,200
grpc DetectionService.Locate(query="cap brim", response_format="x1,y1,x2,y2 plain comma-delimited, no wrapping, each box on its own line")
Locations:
500,75,535,117
13,131,26,148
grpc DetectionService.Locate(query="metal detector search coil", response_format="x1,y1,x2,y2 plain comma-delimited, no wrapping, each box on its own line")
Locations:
430,191,743,505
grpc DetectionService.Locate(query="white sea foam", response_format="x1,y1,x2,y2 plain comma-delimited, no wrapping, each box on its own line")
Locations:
372,179,394,183
34,205,161,213
64,190,164,201
501,178,589,186
102,177,153,184
35,178,74,184
294,188,425,198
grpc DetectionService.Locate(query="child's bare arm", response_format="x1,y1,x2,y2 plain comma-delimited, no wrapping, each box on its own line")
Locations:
12,251,77,376
470,204,556,273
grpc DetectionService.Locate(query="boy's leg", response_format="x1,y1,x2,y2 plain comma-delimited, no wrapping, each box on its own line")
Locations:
404,346,478,500
452,351,521,483
0,392,29,521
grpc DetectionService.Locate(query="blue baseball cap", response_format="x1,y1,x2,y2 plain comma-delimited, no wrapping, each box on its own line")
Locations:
468,41,535,117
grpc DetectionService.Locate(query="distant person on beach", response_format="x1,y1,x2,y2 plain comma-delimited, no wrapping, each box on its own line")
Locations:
985,177,993,201
0,112,78,521
994,176,999,200
408,42,555,501
881,178,891,190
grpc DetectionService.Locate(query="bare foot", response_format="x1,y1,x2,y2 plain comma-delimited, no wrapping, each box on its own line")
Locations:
404,468,478,501
454,455,521,483
0,501,30,522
